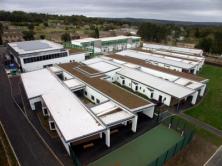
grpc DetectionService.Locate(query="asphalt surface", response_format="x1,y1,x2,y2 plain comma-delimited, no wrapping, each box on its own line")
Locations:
0,48,61,166
205,146,222,166
11,76,73,166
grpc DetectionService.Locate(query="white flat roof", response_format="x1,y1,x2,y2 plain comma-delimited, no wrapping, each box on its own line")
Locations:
140,67,179,82
104,56,204,91
174,78,203,89
117,68,195,98
71,36,140,46
63,79,85,90
117,50,197,69
49,66,63,73
152,50,205,62
131,36,141,39
91,101,134,126
8,40,63,55
82,57,102,65
88,61,119,73
112,59,127,65
100,36,130,42
21,69,105,142
71,38,98,45
143,43,203,56
124,63,140,69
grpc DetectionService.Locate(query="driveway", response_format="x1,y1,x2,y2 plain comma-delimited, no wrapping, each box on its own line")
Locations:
0,49,62,166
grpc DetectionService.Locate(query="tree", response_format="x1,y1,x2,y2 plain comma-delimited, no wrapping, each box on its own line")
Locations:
194,28,200,38
0,23,3,34
40,34,45,39
28,23,34,30
137,23,169,43
195,37,213,53
0,34,3,45
94,27,99,38
43,22,48,27
211,31,222,54
61,33,71,42
22,31,35,40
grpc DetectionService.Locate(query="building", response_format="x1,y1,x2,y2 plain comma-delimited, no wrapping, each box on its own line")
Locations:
143,49,205,67
78,57,206,107
21,64,155,155
104,55,208,105
7,40,86,72
21,52,208,155
71,35,141,54
117,50,200,74
143,43,203,57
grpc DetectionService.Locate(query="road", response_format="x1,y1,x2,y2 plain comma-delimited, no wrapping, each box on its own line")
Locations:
0,49,62,166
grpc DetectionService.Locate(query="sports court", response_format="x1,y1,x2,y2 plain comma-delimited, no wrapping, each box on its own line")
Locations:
89,124,183,166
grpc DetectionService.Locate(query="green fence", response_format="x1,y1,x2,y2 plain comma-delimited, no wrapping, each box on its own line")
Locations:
69,146,82,166
69,116,194,166
148,117,195,166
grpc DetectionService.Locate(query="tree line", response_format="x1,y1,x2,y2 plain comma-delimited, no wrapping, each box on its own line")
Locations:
0,10,129,26
194,28,222,55
138,22,222,55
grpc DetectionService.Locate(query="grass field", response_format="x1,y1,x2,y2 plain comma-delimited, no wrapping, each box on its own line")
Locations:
186,64,222,130
89,124,182,166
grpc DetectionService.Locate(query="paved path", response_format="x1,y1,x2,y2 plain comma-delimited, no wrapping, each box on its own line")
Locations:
0,50,62,166
160,107,222,138
204,146,222,166
178,113,222,137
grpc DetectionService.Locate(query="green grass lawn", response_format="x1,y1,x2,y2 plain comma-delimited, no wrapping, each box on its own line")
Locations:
174,116,222,146
89,124,182,166
186,64,222,130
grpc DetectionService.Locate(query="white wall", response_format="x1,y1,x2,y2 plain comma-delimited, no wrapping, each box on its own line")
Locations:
29,97,42,110
101,43,127,53
115,74,172,106
20,53,86,72
63,71,74,80
84,86,108,104
142,106,155,118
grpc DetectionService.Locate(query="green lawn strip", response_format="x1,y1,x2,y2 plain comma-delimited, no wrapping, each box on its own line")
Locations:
0,124,19,166
185,64,222,130
174,116,222,146
90,124,182,166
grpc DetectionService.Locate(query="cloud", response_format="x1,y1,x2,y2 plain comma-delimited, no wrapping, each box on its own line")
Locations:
1,0,222,22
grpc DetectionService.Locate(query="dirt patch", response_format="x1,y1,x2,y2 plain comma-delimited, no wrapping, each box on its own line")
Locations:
165,136,217,166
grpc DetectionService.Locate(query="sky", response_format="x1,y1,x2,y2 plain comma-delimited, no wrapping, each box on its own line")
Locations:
1,0,222,22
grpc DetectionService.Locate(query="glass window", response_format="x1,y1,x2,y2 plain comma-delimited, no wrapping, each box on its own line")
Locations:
96,99,100,104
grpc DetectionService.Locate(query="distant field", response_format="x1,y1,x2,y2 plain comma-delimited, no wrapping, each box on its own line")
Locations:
186,64,222,130
89,124,182,166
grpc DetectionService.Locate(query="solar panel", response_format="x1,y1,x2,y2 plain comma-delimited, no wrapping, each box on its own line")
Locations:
17,40,52,51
